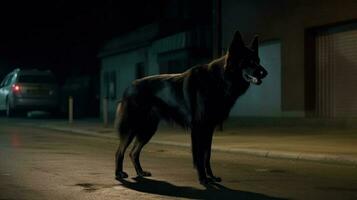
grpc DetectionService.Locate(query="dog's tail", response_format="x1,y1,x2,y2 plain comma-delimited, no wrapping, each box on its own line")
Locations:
114,100,123,131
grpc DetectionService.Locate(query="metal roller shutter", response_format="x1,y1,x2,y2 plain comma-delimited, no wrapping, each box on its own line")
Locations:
315,27,357,118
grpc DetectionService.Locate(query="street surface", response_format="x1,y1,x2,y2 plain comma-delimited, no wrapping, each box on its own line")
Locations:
0,118,357,200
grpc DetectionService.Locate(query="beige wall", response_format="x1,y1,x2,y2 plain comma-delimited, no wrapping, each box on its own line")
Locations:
222,0,357,114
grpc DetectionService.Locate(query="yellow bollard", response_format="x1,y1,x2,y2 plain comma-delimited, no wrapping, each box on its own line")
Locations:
68,96,73,124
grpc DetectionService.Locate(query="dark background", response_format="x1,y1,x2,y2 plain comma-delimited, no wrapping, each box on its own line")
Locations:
0,0,171,83
0,0,212,117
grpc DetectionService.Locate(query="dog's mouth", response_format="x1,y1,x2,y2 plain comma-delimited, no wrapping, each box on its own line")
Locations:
243,71,262,85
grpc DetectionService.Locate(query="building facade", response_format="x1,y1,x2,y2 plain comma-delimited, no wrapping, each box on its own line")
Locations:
221,0,357,118
99,0,357,119
98,24,212,118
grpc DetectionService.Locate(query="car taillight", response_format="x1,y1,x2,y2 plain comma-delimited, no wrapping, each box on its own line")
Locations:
12,84,21,92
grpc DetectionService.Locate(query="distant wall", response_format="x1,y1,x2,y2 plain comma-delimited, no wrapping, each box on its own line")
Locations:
230,41,282,117
100,47,147,118
99,30,212,119
222,0,357,116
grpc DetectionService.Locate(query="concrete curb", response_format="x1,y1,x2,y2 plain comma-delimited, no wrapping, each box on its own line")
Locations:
29,124,357,166
36,125,116,139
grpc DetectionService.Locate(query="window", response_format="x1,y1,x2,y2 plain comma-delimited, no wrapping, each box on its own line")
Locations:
18,75,55,84
4,74,14,86
0,75,9,87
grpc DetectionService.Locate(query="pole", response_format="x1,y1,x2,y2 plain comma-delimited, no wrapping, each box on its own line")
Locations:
68,96,73,124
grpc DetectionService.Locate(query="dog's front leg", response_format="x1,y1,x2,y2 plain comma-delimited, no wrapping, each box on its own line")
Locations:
191,124,216,185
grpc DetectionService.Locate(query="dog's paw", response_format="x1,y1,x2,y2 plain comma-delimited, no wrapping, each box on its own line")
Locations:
115,171,129,180
199,177,214,185
137,171,152,177
209,176,222,182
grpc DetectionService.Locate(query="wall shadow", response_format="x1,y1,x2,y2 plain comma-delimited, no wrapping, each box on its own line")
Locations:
118,177,287,200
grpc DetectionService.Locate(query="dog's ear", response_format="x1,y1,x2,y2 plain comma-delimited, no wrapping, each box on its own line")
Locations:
228,30,244,54
250,35,259,56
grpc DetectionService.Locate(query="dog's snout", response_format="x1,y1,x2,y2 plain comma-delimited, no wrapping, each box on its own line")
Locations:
259,68,268,78
254,67,267,79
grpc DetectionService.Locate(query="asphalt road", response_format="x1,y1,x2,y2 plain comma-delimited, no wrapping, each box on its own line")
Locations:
0,119,357,200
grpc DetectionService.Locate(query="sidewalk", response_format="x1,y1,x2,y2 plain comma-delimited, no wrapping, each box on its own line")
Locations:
23,118,357,166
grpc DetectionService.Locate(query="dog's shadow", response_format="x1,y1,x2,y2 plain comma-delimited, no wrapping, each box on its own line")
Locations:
117,177,287,200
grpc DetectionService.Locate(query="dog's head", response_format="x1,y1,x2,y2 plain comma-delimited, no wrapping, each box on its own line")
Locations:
225,31,267,85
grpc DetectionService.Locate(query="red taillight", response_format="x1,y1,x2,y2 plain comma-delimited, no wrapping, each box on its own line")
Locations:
12,84,21,92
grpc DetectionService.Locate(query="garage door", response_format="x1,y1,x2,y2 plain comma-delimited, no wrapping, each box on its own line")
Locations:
315,25,357,118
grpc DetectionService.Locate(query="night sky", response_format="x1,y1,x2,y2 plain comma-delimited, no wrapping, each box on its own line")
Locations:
0,0,165,82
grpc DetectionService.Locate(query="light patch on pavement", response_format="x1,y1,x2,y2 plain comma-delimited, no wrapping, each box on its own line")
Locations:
255,168,270,172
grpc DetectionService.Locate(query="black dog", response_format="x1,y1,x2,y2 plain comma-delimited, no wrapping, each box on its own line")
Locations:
114,30,268,184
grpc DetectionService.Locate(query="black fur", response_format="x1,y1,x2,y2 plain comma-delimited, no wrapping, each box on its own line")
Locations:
114,30,268,184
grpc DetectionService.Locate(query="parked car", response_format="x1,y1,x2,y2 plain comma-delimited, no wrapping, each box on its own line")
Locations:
0,68,59,117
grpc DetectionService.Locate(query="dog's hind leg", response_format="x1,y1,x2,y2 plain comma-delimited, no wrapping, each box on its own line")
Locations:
130,138,152,177
129,117,159,177
115,100,134,180
115,131,135,180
